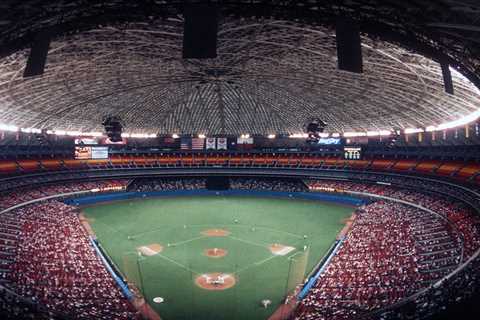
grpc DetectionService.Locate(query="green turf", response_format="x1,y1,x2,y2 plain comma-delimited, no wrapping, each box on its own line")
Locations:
82,195,354,320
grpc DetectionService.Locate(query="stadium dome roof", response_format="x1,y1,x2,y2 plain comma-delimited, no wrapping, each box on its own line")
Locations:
0,0,480,135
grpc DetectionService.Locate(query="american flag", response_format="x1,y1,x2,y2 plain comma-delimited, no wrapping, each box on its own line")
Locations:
191,138,205,150
180,138,190,150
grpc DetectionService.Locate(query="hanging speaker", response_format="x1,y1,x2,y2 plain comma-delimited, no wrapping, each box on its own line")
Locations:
441,63,454,94
336,18,363,73
23,29,52,77
183,4,218,59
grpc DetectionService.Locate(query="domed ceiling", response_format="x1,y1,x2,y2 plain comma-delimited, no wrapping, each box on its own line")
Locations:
0,1,479,135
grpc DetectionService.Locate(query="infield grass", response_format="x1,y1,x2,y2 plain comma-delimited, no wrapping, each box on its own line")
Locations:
82,195,353,320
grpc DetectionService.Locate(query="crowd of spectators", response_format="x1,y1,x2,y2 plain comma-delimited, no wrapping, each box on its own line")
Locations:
229,178,307,192
0,175,478,319
295,200,463,320
0,180,128,211
127,178,206,192
307,180,480,257
127,177,308,193
0,180,136,319
297,179,480,320
344,173,480,210
3,201,139,319
377,253,480,320
0,285,61,320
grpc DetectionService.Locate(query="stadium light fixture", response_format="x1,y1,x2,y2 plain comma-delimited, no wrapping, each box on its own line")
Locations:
366,130,391,137
240,134,250,139
268,134,276,139
404,128,424,134
84,132,103,137
331,133,341,138
126,133,157,138
172,134,179,139
427,109,480,131
289,133,308,138
198,134,206,139
66,131,81,136
343,132,367,137
0,124,18,132
20,128,42,134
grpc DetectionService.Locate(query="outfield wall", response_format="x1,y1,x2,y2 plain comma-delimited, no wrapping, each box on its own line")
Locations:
64,189,367,207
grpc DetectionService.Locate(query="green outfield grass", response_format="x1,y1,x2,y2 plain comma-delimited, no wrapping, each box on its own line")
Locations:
82,195,354,320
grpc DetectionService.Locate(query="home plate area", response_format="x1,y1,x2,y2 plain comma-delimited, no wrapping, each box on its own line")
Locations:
195,273,236,290
137,244,163,256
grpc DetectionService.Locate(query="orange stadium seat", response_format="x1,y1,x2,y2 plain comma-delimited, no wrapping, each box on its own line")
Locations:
456,164,480,180
17,160,40,172
414,160,441,174
0,160,17,173
436,162,464,177
371,159,395,170
41,159,63,170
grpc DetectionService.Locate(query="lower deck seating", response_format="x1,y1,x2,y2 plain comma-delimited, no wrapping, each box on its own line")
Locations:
6,201,139,320
295,200,463,320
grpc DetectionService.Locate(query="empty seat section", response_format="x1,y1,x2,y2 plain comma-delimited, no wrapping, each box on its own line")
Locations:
415,160,441,174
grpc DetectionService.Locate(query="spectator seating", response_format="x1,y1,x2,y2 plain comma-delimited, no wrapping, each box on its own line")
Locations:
0,177,478,320
0,180,138,320
295,180,480,320
0,155,479,185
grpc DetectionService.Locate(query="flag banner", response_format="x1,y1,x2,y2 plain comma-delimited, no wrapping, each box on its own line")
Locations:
217,137,227,150
180,138,191,150
192,138,205,150
206,137,216,149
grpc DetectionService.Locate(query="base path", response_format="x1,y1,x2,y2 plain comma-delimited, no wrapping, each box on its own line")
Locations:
201,229,231,237
195,273,236,290
204,248,228,258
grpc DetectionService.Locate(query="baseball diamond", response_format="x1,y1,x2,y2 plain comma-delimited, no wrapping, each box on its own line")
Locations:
82,195,353,320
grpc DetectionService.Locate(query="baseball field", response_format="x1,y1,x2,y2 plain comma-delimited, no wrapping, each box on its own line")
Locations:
82,195,354,320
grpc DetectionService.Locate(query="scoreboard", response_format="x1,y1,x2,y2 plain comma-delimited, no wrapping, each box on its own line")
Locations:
74,146,108,159
344,146,362,160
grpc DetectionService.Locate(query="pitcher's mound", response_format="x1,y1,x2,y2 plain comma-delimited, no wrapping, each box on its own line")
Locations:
137,244,163,256
201,229,231,237
204,248,228,258
269,243,295,256
195,273,236,290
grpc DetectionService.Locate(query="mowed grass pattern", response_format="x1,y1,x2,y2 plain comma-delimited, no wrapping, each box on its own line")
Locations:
83,196,353,320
